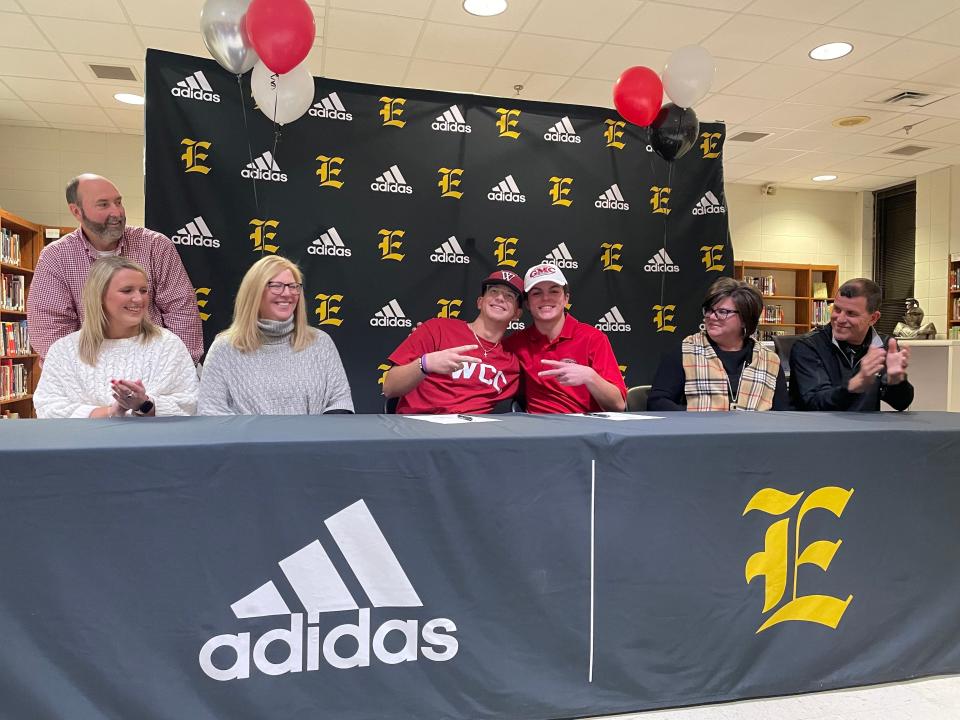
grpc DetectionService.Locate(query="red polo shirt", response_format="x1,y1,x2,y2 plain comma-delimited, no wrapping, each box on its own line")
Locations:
504,314,627,414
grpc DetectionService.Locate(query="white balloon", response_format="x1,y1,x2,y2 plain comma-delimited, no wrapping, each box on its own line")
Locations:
663,45,715,109
250,60,315,125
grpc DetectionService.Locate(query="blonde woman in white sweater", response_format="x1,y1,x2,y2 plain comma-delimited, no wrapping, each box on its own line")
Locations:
34,256,198,418
198,255,353,415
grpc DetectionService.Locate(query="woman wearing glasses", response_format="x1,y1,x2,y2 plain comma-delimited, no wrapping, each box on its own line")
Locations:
198,255,354,415
647,276,787,411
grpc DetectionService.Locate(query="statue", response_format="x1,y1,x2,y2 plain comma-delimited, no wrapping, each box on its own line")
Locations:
893,298,937,340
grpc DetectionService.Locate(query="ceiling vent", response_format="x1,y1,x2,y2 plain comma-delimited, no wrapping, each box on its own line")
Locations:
885,144,933,157
729,131,770,143
87,63,138,81
865,88,947,108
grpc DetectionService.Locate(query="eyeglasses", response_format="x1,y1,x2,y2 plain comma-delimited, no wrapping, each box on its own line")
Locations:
484,286,519,302
703,307,740,320
266,281,303,294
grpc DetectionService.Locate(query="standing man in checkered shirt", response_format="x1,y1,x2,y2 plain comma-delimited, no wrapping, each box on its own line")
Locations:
27,174,204,363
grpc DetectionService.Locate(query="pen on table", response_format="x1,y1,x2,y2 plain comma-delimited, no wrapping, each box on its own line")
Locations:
586,412,610,418
457,414,474,422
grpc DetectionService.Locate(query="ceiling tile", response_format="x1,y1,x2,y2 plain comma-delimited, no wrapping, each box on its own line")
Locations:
329,0,432,18
696,94,778,124
59,53,143,86
428,0,539,31
29,101,114,127
0,79,16,100
746,103,837,129
845,39,960,82
703,15,818,62
326,8,422,56
827,155,902,173
774,151,856,170
414,22,514,67
814,131,911,154
0,101,45,123
0,12,53,50
743,166,815,183
136,27,208,59
48,122,120,133
120,0,206,32
497,34,600,75
723,65,831,101
609,2,732,51
870,138,950,159
909,120,960,144
829,0,956,36
576,45,669,82
322,48,408,86
910,8,960,46
743,0,860,24
0,0,21,9
722,162,767,180
655,0,753,12
478,68,532,98
513,73,570,102
766,130,837,151
789,74,901,106
910,93,960,120
83,83,146,109
729,146,805,165
859,113,957,139
104,108,143,130
836,174,904,190
18,0,127,23
768,28,898,72
403,59,491,94
1,77,98,106
0,47,74,81
880,159,949,177
522,0,642,42
911,57,960,88
550,77,616,108
712,58,760,92
34,16,143,59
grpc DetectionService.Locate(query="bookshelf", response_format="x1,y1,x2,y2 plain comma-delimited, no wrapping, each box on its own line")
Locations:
950,255,960,340
1,209,42,419
734,261,840,341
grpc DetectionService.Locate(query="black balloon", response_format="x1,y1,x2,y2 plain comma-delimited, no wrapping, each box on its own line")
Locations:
650,103,699,162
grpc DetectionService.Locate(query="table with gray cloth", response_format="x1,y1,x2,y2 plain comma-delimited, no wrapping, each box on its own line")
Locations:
1,412,958,719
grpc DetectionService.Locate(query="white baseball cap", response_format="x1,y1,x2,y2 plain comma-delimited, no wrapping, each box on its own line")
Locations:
523,263,568,292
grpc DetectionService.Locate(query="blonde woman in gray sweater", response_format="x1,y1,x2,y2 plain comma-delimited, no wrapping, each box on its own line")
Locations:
198,255,354,415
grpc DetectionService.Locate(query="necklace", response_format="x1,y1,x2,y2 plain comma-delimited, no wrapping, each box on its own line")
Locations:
470,326,500,357
725,360,747,410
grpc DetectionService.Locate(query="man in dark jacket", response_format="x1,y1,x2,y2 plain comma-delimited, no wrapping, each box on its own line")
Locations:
790,278,913,411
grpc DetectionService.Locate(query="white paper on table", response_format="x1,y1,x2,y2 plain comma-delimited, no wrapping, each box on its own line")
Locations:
404,414,501,424
570,412,663,421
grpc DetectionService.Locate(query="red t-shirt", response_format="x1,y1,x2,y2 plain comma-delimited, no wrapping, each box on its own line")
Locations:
504,314,627,414
388,318,520,414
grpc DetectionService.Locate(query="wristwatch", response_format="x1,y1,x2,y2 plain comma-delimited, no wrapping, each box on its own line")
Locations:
133,399,155,417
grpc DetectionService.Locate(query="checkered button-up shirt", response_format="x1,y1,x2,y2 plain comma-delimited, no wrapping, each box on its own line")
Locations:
26,226,204,362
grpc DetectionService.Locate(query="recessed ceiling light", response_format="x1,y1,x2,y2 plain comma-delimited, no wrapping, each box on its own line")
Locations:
809,42,853,61
812,174,838,182
114,92,144,105
832,115,870,128
463,0,507,16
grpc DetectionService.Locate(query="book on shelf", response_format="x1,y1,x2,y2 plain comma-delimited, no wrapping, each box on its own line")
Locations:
950,327,960,340
762,304,784,324
1,227,21,266
744,275,775,296
1,410,21,419
951,266,960,291
812,282,828,299
1,357,29,400
2,319,30,355
954,297,960,322
1,273,26,311
760,330,787,342
813,300,832,326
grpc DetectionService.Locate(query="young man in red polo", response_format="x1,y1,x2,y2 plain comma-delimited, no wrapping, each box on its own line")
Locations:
383,271,523,414
504,263,626,413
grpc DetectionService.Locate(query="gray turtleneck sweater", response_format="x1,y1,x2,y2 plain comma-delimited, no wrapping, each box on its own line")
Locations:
197,318,354,415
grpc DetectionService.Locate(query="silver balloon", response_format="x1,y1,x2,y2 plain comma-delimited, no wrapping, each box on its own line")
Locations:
251,60,315,125
201,0,258,75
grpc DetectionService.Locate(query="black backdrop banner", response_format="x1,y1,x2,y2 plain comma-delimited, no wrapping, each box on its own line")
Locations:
145,49,732,412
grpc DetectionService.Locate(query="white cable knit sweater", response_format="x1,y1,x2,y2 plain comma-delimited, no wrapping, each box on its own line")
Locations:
34,329,199,418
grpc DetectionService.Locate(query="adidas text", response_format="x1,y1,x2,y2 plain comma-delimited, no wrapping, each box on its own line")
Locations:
596,321,632,332
371,316,413,328
308,245,352,257
309,107,353,121
430,253,470,264
371,182,413,194
644,263,679,273
692,205,726,215
549,259,579,269
242,168,288,182
487,190,525,203
595,198,630,210
432,120,471,133
543,131,580,143
199,609,458,681
171,87,220,103
172,234,220,249
508,320,525,330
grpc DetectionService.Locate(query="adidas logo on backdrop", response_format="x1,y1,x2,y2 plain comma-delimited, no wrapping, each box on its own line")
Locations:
309,227,352,257
241,151,287,182
595,184,629,211
309,92,352,121
543,116,580,144
596,306,631,333
692,190,727,215
198,500,457,682
171,216,220,248
508,320,525,330
544,242,578,269
432,105,471,133
371,299,412,327
431,236,470,264
171,71,220,103
644,248,679,273
488,175,525,203
371,165,413,194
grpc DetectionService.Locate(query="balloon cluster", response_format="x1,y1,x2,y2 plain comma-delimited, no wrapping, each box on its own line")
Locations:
201,0,316,125
613,46,715,162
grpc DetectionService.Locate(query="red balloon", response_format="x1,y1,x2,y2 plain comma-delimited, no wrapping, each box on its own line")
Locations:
613,66,664,127
245,0,316,75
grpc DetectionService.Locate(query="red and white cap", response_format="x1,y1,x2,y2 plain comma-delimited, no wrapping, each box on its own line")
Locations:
523,263,568,292
481,270,524,300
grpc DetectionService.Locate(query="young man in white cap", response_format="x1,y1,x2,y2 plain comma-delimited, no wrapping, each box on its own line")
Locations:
504,262,627,413
383,271,523,414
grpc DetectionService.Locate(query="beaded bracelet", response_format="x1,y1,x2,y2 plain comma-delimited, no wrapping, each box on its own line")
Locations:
420,354,429,375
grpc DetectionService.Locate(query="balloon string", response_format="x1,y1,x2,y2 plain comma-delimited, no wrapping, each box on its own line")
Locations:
660,160,673,309
237,74,260,218
269,83,283,259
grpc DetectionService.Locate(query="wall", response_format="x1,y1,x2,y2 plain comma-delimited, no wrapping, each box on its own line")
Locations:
0,124,144,229
915,168,953,337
